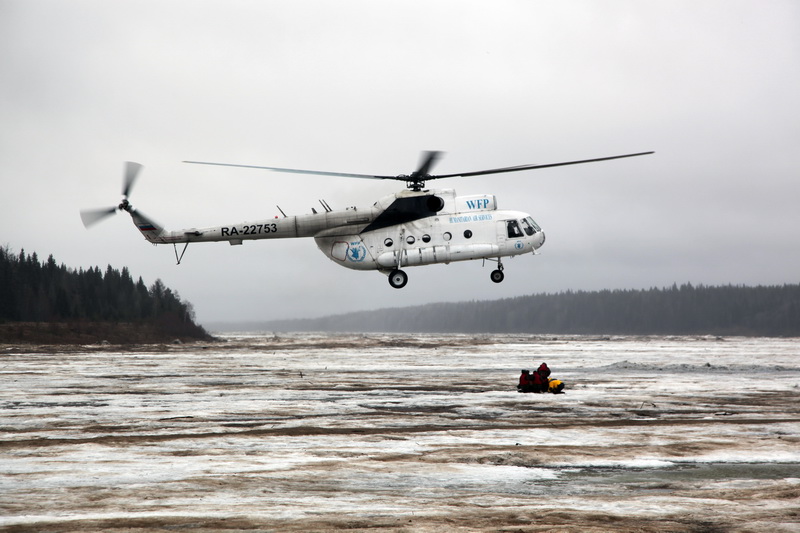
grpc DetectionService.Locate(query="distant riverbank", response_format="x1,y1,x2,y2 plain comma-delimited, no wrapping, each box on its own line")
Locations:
0,321,215,345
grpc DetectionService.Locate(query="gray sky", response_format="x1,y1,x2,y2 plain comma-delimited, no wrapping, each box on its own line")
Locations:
2,1,799,324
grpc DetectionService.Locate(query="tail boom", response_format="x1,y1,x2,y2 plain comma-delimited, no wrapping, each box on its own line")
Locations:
130,208,375,246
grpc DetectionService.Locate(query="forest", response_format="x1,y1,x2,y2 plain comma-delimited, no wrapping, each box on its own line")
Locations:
257,282,800,337
6,245,798,339
0,246,209,342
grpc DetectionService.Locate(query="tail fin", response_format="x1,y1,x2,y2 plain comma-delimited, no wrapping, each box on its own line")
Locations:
130,210,165,243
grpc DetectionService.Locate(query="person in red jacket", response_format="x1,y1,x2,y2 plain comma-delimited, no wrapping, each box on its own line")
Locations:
517,369,533,392
537,363,551,380
525,363,550,393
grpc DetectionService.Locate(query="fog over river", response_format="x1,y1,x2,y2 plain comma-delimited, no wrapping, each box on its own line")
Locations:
1,334,799,532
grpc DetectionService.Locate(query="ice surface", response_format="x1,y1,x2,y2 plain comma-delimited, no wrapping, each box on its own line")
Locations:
1,334,799,531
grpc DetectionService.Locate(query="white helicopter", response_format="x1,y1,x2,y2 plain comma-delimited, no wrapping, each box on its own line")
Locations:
80,151,653,289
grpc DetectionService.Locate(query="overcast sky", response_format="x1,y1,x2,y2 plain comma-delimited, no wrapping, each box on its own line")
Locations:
2,1,798,324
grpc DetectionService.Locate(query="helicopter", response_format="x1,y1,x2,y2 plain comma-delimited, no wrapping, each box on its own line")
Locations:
80,151,653,289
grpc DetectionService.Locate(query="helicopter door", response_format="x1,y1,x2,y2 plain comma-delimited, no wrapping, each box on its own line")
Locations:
496,221,508,245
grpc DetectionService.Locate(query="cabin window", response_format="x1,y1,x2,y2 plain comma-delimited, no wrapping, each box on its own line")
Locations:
443,232,452,241
406,235,415,245
464,229,473,239
421,234,431,243
507,220,522,238
384,238,393,247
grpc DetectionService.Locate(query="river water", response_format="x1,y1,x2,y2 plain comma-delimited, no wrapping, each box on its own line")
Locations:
1,334,799,532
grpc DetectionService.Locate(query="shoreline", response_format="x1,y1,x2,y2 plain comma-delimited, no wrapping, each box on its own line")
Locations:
0,321,215,345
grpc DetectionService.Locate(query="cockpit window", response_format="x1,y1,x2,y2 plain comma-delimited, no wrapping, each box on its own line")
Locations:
520,218,535,236
507,220,523,238
524,216,541,233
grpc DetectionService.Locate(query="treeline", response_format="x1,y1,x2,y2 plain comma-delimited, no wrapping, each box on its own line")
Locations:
259,283,800,336
0,246,209,341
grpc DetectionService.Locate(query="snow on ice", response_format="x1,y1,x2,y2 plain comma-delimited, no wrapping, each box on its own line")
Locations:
1,334,799,532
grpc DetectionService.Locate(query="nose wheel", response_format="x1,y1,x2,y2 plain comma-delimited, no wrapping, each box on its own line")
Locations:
388,269,408,289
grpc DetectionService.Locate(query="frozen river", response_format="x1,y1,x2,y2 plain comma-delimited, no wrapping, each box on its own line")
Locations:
1,334,799,532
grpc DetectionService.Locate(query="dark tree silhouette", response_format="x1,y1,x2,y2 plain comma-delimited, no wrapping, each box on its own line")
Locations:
260,282,800,336
0,246,208,341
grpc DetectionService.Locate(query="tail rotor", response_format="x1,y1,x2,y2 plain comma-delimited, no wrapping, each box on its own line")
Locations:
80,161,148,228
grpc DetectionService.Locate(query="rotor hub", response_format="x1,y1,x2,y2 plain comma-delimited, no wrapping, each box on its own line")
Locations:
399,174,428,191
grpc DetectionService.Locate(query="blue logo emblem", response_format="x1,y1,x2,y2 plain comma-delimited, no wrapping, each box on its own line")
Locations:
347,242,367,262
514,241,524,250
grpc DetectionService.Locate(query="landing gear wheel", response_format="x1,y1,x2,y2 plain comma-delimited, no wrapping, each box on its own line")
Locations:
388,269,408,289
490,269,505,283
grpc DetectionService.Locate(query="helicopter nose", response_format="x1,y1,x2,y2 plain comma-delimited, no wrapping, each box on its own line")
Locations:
535,231,546,249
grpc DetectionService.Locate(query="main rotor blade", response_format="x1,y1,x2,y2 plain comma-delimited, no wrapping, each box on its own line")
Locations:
411,151,442,179
430,151,655,179
183,160,397,181
122,161,143,198
80,207,118,228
